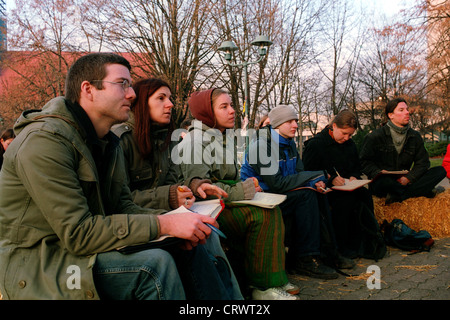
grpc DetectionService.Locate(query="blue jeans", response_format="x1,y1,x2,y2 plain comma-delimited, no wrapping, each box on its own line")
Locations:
94,243,238,300
203,232,243,300
93,249,185,300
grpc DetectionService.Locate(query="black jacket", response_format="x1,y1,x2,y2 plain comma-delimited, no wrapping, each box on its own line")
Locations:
359,125,429,182
303,126,362,186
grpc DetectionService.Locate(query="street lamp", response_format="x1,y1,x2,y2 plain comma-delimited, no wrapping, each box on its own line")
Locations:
218,35,273,146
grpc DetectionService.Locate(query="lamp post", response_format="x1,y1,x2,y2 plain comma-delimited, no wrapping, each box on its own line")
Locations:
218,36,272,147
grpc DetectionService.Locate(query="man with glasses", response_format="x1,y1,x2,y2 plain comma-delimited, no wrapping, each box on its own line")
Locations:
0,53,232,300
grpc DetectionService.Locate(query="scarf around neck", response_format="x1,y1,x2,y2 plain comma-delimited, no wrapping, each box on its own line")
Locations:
387,120,409,154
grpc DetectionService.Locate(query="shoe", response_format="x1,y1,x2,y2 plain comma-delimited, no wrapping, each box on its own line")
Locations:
280,282,300,295
252,287,300,300
426,186,445,198
334,254,355,269
290,256,338,280
385,193,402,205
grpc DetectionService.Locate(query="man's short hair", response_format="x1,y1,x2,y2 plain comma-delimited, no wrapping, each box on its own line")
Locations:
65,53,131,104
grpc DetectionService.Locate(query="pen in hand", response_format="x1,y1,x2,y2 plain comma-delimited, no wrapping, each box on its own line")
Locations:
334,167,345,185
205,223,227,239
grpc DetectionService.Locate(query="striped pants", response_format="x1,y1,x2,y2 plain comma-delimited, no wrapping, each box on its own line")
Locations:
217,204,288,289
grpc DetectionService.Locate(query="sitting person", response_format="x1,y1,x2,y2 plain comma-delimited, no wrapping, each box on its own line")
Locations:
360,98,446,204
303,110,378,258
0,128,15,170
241,105,354,280
443,144,450,179
112,77,242,299
174,88,299,300
0,53,231,300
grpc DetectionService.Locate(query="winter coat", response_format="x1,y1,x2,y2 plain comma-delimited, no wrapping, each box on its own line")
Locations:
443,144,450,179
174,120,255,201
240,126,324,194
359,125,430,182
0,97,164,300
303,126,362,185
112,117,181,211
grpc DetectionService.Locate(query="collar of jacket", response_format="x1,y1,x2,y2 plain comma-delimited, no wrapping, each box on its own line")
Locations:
65,99,119,150
270,126,292,147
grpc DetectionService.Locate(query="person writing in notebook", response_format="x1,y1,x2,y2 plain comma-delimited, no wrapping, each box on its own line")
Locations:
241,105,354,280
303,110,377,259
360,98,446,204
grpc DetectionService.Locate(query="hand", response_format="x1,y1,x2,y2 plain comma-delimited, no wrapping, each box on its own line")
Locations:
397,176,410,186
332,176,346,186
177,185,194,208
251,177,263,192
196,183,228,199
315,181,326,192
349,176,357,181
157,211,218,246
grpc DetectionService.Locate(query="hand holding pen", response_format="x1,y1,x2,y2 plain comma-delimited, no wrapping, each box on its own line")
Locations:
177,185,194,208
333,167,346,186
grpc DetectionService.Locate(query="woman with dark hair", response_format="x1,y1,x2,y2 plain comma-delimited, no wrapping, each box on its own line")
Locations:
303,110,375,258
175,88,299,300
0,128,15,170
112,78,243,300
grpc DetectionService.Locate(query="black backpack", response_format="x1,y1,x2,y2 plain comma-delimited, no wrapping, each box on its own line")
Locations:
356,202,387,261
381,219,434,254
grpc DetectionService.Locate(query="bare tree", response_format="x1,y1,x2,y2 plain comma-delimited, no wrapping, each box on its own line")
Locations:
0,0,86,128
82,0,219,125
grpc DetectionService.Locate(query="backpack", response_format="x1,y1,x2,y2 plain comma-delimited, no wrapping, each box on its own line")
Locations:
356,202,387,261
381,219,434,254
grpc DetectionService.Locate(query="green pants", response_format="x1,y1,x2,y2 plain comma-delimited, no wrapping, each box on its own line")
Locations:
218,204,288,289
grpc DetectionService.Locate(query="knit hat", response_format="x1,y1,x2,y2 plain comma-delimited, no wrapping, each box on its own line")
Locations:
188,88,216,128
268,105,298,128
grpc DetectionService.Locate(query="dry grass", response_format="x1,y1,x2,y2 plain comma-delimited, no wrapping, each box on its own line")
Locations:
373,189,450,238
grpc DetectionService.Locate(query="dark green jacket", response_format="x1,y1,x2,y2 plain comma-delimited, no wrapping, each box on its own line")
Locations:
112,117,181,211
0,97,164,300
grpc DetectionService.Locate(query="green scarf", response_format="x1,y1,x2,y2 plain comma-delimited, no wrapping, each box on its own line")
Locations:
387,120,409,154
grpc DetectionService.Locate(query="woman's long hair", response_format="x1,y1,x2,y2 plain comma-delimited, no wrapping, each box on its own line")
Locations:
132,78,174,159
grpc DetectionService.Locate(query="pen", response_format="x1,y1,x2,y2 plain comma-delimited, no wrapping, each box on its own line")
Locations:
334,167,341,177
178,186,191,206
206,223,227,239
334,167,345,185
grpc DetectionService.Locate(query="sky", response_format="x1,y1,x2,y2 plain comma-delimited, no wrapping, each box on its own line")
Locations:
5,0,417,15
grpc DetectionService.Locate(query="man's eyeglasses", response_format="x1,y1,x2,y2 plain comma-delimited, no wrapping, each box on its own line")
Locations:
91,79,132,91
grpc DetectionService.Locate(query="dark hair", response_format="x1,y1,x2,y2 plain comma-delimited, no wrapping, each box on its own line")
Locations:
1,128,15,141
132,77,173,158
180,118,192,129
65,53,132,104
385,98,407,118
330,110,358,129
1,128,15,157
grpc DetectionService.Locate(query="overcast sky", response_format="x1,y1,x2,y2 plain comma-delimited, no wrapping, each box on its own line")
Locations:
5,0,417,15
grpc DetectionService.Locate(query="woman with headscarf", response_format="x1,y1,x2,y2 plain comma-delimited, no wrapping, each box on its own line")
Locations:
174,88,299,300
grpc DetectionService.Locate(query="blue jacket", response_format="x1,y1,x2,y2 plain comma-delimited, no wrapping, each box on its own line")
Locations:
241,126,326,193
